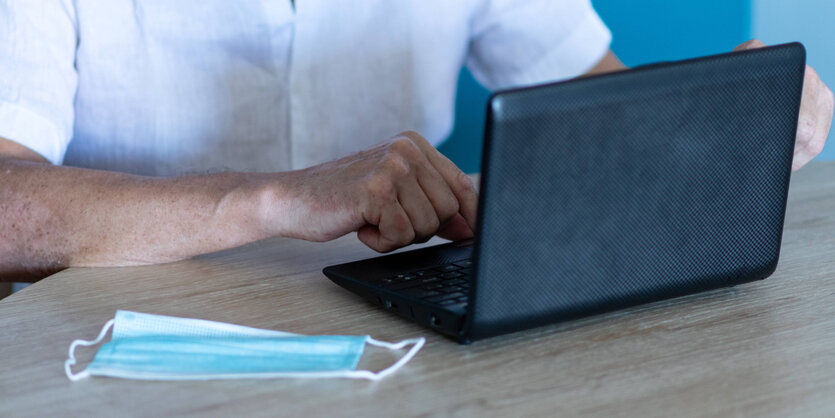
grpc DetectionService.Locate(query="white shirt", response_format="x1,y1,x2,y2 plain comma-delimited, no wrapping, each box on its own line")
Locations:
0,0,610,176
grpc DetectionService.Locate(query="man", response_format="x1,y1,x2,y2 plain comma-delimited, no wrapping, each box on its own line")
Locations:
0,1,831,282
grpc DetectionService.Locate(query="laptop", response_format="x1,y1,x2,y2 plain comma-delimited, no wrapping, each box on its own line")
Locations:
323,43,806,344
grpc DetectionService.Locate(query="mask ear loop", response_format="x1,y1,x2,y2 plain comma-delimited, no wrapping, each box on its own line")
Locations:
64,319,115,382
346,337,426,381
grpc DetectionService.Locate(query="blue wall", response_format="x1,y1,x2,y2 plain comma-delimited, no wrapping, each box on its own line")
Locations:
439,0,753,173
437,70,490,174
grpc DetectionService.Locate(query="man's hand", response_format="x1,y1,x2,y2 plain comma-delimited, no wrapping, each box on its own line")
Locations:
0,131,476,281
268,131,479,252
734,40,834,171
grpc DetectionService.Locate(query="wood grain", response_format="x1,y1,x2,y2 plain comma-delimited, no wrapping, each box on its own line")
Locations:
1,163,834,417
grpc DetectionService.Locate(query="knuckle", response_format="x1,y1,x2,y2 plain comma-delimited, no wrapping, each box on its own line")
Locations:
379,225,413,250
389,137,415,153
394,222,416,244
457,170,475,192
421,216,441,235
430,216,441,232
399,130,432,150
382,152,411,176
365,173,395,200
438,195,460,220
797,117,816,141
808,137,825,155
389,137,422,157
393,212,411,232
398,130,428,143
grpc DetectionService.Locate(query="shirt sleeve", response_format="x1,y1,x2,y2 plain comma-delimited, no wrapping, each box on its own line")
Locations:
466,0,612,91
0,1,78,165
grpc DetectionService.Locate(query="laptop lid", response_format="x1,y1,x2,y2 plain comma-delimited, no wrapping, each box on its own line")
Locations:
464,43,806,341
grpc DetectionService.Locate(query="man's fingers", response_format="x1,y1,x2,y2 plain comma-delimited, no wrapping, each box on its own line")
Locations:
414,157,462,220
400,131,479,231
794,67,820,156
397,178,441,242
356,131,479,252
357,203,415,252
733,39,766,52
792,66,833,171
729,43,832,171
809,73,834,153
437,213,475,242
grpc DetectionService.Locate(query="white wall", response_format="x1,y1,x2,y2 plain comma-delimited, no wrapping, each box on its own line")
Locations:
752,0,835,160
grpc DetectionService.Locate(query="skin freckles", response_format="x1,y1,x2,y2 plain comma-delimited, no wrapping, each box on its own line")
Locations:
0,186,66,280
0,155,275,279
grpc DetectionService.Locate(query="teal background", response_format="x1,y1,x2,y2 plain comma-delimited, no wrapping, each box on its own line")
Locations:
438,0,755,173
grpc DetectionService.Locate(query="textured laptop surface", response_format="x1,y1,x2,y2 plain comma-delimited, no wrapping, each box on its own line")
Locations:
465,44,805,340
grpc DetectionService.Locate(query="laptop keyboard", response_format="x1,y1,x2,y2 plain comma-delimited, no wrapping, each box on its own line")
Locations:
378,259,473,311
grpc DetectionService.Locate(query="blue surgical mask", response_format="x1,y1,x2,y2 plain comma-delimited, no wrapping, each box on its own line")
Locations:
65,310,425,381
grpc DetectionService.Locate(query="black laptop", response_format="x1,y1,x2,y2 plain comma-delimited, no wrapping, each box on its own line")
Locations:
323,43,806,344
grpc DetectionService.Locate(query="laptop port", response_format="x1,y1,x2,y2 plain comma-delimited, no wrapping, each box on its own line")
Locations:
429,314,441,327
384,300,398,312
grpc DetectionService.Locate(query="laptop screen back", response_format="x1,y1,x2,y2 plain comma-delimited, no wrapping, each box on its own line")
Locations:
466,44,806,340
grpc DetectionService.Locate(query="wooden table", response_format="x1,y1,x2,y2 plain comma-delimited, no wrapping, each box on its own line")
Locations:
2,162,834,417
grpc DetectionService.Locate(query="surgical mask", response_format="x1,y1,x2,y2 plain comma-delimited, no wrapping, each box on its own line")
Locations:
65,310,425,382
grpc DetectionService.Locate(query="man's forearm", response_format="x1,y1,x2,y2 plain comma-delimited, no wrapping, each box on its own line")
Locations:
0,129,480,282
0,158,277,281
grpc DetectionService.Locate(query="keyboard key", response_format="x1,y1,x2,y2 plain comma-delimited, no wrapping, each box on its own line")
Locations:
452,260,473,268
444,278,466,286
440,285,463,292
438,265,459,272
